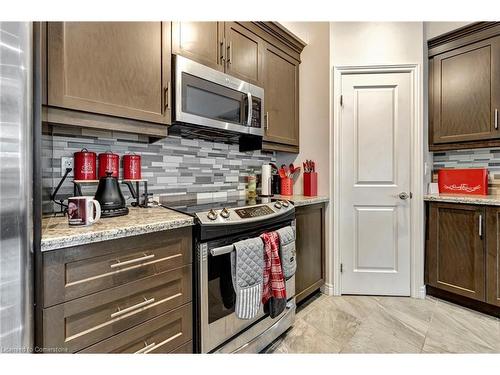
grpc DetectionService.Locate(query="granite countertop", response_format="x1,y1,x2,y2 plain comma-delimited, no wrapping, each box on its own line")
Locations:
276,194,329,207
423,193,500,206
41,205,194,252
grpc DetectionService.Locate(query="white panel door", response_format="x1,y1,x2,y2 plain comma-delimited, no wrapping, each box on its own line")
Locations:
340,72,412,296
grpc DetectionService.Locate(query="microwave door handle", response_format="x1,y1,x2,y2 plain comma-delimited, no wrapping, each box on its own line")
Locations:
247,92,253,126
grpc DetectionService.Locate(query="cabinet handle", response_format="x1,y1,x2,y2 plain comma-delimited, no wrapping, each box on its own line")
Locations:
110,297,155,319
265,111,269,131
141,332,183,354
167,81,171,110
110,253,155,269
479,214,482,238
227,41,232,65
220,39,225,65
163,82,171,112
134,342,156,354
495,109,499,130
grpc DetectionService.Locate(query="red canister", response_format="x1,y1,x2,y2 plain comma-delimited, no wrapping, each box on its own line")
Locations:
123,153,142,180
98,151,119,178
73,148,97,180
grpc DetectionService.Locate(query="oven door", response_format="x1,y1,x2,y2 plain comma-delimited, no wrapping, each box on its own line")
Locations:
175,55,264,137
198,222,295,353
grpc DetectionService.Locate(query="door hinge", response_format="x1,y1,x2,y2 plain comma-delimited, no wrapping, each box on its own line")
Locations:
340,263,343,273
340,95,343,107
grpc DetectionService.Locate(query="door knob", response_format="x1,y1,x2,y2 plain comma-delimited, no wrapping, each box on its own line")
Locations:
399,192,411,200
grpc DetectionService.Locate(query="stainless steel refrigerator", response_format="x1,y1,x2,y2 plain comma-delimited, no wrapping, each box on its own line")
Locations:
0,21,34,353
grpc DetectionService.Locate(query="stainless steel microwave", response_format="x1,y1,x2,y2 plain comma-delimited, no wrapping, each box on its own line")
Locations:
172,55,264,142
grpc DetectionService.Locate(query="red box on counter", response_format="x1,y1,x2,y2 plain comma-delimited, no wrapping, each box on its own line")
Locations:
437,168,488,195
303,172,318,197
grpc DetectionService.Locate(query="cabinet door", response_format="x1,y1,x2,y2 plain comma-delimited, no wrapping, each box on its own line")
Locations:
262,43,299,146
432,36,500,144
486,207,500,307
48,22,171,124
224,22,263,86
295,204,325,303
427,203,486,301
172,22,223,71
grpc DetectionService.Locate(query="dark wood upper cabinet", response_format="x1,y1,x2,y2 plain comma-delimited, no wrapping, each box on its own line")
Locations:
431,37,499,144
426,202,486,301
224,22,263,86
172,22,224,71
428,22,500,151
47,22,171,125
262,43,300,148
295,203,325,303
486,207,500,307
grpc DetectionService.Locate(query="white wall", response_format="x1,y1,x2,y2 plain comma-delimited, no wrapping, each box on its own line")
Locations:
330,22,424,66
276,22,330,197
424,22,471,40
329,22,426,297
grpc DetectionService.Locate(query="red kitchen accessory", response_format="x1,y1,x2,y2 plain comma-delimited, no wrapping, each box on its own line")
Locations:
437,168,488,195
304,172,318,197
73,148,96,180
123,153,142,180
98,151,119,178
281,177,293,196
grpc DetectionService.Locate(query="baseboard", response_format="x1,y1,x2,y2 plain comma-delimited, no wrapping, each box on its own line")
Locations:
414,285,426,299
427,285,500,318
321,283,334,296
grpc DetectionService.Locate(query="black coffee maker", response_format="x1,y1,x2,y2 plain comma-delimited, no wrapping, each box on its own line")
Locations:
94,172,129,218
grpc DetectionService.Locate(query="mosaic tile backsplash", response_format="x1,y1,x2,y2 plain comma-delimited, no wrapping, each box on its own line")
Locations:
433,148,500,195
43,125,275,214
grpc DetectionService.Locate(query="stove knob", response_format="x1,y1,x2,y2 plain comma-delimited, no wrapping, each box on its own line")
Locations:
281,200,289,208
207,209,218,221
220,207,230,219
274,201,282,209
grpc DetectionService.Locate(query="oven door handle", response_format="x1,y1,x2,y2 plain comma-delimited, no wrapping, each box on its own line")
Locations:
246,92,253,126
210,244,234,257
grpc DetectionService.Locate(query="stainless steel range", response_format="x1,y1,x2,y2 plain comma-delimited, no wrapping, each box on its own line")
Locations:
161,197,296,353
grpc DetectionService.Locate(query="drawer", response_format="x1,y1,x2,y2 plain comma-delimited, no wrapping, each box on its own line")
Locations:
43,227,192,307
79,303,192,353
171,340,193,354
42,265,191,353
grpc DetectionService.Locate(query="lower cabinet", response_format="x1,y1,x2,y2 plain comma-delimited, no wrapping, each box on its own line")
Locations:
37,227,194,353
295,203,325,303
79,304,193,354
486,207,500,307
426,202,500,314
426,202,485,301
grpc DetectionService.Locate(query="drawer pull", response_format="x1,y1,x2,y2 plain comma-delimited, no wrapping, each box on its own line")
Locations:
134,341,156,354
111,297,155,319
110,253,155,269
142,332,183,354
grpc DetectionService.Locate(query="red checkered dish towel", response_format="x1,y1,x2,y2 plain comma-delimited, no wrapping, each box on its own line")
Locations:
260,231,287,304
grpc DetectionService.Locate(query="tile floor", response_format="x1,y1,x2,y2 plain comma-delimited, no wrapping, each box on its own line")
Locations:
265,293,500,353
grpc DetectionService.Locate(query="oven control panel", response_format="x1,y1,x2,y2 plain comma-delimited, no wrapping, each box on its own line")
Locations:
235,205,274,219
196,200,293,225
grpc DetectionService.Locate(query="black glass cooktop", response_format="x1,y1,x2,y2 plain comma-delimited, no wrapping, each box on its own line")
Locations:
160,196,276,215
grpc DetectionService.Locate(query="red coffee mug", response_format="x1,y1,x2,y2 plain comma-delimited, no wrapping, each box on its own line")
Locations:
67,196,101,226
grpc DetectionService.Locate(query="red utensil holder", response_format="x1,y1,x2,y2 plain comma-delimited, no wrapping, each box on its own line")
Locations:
304,172,318,197
281,177,293,196
437,168,488,195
